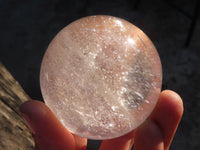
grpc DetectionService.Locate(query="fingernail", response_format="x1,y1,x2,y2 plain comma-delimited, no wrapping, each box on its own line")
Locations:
20,112,36,134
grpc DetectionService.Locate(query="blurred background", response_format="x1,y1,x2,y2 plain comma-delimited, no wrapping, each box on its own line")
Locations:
0,0,200,149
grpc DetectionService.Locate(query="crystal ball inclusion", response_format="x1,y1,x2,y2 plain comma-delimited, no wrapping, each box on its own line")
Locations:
40,15,162,140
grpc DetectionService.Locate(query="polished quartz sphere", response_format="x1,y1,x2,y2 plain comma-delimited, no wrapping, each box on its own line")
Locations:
40,15,162,140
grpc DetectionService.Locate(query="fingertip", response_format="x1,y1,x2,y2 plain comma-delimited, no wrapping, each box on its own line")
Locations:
20,100,46,115
160,90,184,116
134,120,164,150
20,100,39,114
20,100,46,134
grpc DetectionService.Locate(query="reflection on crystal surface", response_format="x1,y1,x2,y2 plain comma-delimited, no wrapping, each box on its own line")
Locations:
40,15,162,140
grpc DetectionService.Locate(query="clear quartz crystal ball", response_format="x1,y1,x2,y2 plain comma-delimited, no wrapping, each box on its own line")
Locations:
40,15,162,140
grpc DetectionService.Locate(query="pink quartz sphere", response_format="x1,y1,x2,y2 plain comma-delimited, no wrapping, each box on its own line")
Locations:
40,15,162,140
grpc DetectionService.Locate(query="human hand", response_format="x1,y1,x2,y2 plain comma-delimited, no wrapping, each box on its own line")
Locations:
20,90,183,150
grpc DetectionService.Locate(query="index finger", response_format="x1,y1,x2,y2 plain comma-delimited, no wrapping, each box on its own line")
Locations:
149,90,183,149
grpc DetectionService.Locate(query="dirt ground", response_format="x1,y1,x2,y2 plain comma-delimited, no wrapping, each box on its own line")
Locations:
0,0,200,149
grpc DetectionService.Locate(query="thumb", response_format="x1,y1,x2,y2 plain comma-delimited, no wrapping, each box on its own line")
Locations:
20,100,75,150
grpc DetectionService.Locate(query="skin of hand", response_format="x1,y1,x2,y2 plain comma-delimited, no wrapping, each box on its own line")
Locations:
20,90,183,150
